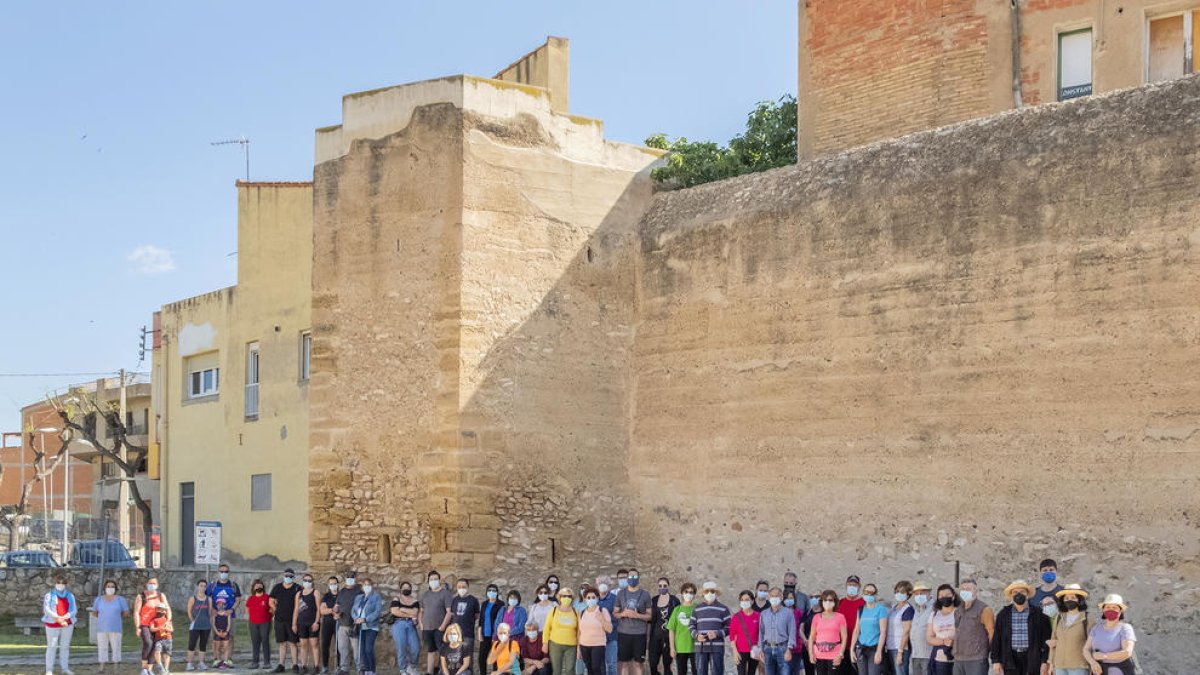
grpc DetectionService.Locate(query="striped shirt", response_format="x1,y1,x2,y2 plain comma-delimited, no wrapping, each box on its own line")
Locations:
690,601,732,653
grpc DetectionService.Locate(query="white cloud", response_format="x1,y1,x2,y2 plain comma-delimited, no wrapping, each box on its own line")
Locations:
127,245,176,275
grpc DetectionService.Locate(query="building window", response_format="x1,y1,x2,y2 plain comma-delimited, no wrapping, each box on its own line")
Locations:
1148,11,1198,82
1058,28,1093,100
245,342,260,419
300,331,312,382
188,366,219,398
250,473,272,511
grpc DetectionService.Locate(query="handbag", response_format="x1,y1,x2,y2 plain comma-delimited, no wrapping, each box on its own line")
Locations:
735,612,761,660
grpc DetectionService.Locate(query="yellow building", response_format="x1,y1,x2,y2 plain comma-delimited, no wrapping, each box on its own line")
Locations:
152,181,313,566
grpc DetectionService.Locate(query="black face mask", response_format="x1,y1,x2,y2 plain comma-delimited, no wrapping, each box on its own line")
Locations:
784,584,796,593
401,589,412,597
1064,600,1079,611
937,597,954,609
1013,593,1027,606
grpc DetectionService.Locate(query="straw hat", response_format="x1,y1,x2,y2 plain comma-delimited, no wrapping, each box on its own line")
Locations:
1099,594,1127,611
1054,583,1088,599
1003,580,1035,599
702,581,721,594
911,581,932,592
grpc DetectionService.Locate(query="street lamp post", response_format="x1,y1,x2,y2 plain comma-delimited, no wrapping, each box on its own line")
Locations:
36,427,66,562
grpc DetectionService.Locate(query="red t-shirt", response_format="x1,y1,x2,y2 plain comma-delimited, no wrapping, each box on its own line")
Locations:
45,595,72,628
837,597,865,638
246,593,273,624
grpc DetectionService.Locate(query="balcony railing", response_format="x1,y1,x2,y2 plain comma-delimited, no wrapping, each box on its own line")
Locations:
245,382,259,418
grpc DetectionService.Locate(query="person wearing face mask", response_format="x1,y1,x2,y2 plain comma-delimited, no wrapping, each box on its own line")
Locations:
544,588,581,675
497,591,529,649
518,621,552,675
390,581,422,675
441,623,474,675
730,590,762,675
989,581,1050,675
333,571,363,675
906,582,934,675
689,581,731,675
246,578,275,670
207,564,241,662
451,580,481,657
648,578,680,675
885,581,916,675
183,579,210,672
849,583,888,675
782,572,810,620
422,571,455,675
613,568,652,675
531,585,556,632
951,578,994,675
319,576,340,675
42,574,77,675
479,584,505,675
295,574,322,674
546,575,563,597
134,576,171,675
351,578,383,675
615,570,630,592
757,587,797,675
91,578,130,674
807,590,848,675
594,576,618,675
579,589,615,675
753,582,771,613
489,622,523,675
666,583,698,675
782,590,806,675
1082,595,1136,675
1046,585,1089,675
835,576,865,675
270,568,302,673
802,596,821,675
1031,561,1064,608
926,585,959,675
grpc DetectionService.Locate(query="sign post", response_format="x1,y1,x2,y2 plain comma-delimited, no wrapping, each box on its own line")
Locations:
195,521,222,568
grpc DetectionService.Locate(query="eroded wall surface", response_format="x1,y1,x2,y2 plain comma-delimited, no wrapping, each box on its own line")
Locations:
635,77,1200,670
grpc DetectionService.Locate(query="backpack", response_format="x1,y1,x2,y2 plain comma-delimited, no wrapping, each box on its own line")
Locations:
138,592,160,627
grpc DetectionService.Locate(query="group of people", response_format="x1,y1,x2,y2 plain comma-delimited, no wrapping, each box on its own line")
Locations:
37,558,1139,675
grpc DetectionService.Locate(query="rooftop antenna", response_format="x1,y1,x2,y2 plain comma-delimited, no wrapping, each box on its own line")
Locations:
211,135,251,181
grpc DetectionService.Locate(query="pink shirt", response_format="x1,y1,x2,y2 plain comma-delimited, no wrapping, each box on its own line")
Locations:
578,607,612,647
730,609,761,653
810,613,847,661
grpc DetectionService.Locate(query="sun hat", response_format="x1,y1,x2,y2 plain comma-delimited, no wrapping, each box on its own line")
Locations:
1099,594,1127,611
1054,583,1088,599
911,581,932,592
1003,580,1035,599
702,581,721,594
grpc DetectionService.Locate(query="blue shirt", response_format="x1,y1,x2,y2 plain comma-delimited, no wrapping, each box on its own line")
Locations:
856,604,889,647
597,593,618,643
92,595,129,633
208,581,241,617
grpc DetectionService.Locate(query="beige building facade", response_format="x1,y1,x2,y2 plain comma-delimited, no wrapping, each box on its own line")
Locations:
153,181,313,566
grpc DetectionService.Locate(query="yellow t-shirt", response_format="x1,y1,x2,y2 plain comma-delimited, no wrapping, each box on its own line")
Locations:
543,606,579,646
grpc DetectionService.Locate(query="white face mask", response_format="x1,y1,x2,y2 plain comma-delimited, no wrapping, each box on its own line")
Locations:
509,598,519,607
740,600,752,610
526,631,538,639
538,593,549,602
448,635,460,646
768,597,782,607
363,585,373,595
146,584,157,592
106,587,117,596
704,593,716,603
682,593,695,603
457,588,469,597
822,601,835,611
429,579,441,590
548,582,559,592
894,593,908,603
846,586,859,597
914,594,928,606
598,584,609,594
498,632,510,641
345,578,356,586
55,584,66,593
330,583,339,592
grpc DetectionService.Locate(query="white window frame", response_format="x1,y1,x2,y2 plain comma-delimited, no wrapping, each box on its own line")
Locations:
1144,9,1196,83
245,341,260,419
188,366,220,398
299,331,312,382
1057,27,1094,101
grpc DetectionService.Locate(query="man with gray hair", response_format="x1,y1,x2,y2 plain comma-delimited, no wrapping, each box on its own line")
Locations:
952,578,994,675
596,575,618,675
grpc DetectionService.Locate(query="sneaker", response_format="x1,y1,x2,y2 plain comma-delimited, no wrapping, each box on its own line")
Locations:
186,665,195,672
274,667,286,674
293,667,301,674
199,663,208,672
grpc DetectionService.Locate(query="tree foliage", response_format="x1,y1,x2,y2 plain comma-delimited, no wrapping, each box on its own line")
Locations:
646,95,797,190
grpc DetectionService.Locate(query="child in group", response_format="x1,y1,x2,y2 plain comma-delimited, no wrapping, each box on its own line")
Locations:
150,606,175,674
212,599,233,668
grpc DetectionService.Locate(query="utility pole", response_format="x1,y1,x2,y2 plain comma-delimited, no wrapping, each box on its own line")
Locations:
118,369,130,548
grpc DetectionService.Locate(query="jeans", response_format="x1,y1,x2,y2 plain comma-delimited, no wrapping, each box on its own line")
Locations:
648,634,673,675
854,644,883,675
46,624,73,673
886,649,910,675
359,628,378,673
582,645,607,675
251,622,273,666
909,657,929,675
762,645,791,675
605,642,617,675
392,621,420,672
696,651,724,675
97,631,122,663
1055,670,1089,675
951,662,988,675
675,653,694,675
337,624,360,672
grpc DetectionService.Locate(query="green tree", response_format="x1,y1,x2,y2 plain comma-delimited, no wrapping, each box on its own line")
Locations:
646,95,797,190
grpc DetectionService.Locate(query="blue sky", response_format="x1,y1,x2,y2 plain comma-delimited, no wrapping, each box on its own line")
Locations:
0,1,797,430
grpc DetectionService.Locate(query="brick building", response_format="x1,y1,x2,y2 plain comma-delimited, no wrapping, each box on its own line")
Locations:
798,0,1200,157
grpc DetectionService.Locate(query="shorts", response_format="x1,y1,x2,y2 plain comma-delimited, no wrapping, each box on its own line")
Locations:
155,638,174,655
188,629,210,651
422,629,445,653
297,620,319,639
276,620,300,644
617,633,647,662
213,633,230,643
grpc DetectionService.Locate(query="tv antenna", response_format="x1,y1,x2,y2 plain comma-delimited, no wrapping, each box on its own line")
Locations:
211,135,251,181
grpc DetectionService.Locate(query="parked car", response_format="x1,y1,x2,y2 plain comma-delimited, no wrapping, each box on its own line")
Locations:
67,538,138,569
0,550,60,567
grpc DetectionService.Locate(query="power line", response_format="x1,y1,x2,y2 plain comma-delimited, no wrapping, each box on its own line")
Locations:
0,372,149,378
